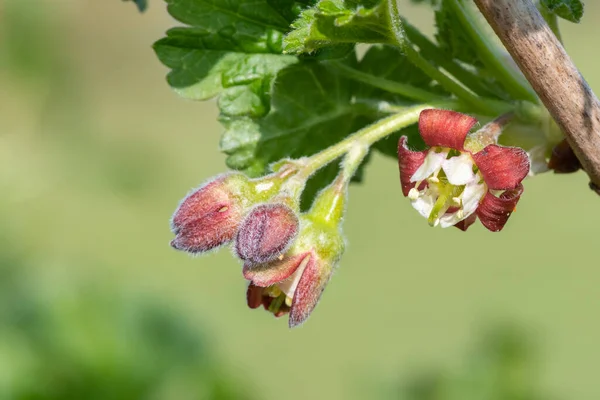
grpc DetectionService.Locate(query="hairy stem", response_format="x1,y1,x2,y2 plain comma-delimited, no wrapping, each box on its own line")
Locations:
474,0,600,194
293,102,454,183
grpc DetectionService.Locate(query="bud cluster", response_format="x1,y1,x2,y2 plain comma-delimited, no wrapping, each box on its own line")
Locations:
170,167,347,327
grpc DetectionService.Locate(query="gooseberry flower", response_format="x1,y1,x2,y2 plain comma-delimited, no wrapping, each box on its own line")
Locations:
243,179,346,327
398,109,530,232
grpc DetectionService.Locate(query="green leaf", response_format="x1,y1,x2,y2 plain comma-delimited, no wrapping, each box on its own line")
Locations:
354,45,435,156
435,0,482,67
220,58,379,207
153,0,299,117
541,0,584,23
356,44,439,101
266,0,317,22
284,0,402,54
433,0,519,100
219,60,362,174
124,0,148,12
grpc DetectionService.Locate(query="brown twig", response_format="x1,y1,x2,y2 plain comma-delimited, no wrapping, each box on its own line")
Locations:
474,0,600,194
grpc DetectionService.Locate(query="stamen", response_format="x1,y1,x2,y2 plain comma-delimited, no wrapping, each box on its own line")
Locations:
428,176,440,184
285,296,293,307
268,293,286,314
218,206,229,213
452,197,462,206
266,286,282,298
408,188,420,200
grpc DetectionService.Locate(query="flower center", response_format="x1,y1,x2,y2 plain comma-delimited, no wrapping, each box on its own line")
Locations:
408,148,487,228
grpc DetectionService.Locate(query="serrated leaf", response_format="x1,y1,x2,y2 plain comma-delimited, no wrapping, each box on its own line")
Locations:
153,0,299,117
284,0,401,54
541,0,584,23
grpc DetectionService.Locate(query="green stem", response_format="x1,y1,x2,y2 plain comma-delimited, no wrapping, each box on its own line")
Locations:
340,143,369,182
297,102,454,180
327,60,440,103
538,4,563,43
447,0,538,102
402,21,498,98
401,46,512,116
385,0,509,116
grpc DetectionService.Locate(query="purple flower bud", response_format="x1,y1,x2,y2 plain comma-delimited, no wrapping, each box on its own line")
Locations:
235,203,299,264
548,139,581,173
170,174,248,253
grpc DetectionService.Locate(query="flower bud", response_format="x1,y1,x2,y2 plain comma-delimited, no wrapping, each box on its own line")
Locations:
170,173,250,253
548,139,581,173
235,202,299,264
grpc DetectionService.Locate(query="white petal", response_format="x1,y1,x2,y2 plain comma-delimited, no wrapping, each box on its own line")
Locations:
439,211,463,228
276,256,310,298
442,154,476,185
410,151,447,182
527,145,550,176
461,180,487,217
438,181,487,228
411,194,435,219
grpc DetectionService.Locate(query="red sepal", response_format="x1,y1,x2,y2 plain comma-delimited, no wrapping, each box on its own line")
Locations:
476,184,524,232
418,109,477,150
246,283,264,309
472,144,530,190
243,253,309,287
397,136,427,196
453,213,477,231
289,255,332,328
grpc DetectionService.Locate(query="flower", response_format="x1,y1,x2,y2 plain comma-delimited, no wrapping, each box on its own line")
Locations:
398,109,530,232
242,179,346,327
235,202,299,264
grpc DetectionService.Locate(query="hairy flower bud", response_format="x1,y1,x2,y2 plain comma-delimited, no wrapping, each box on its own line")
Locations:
170,174,250,253
235,202,299,264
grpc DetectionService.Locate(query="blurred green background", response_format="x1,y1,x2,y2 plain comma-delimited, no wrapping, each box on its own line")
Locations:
1,0,600,399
